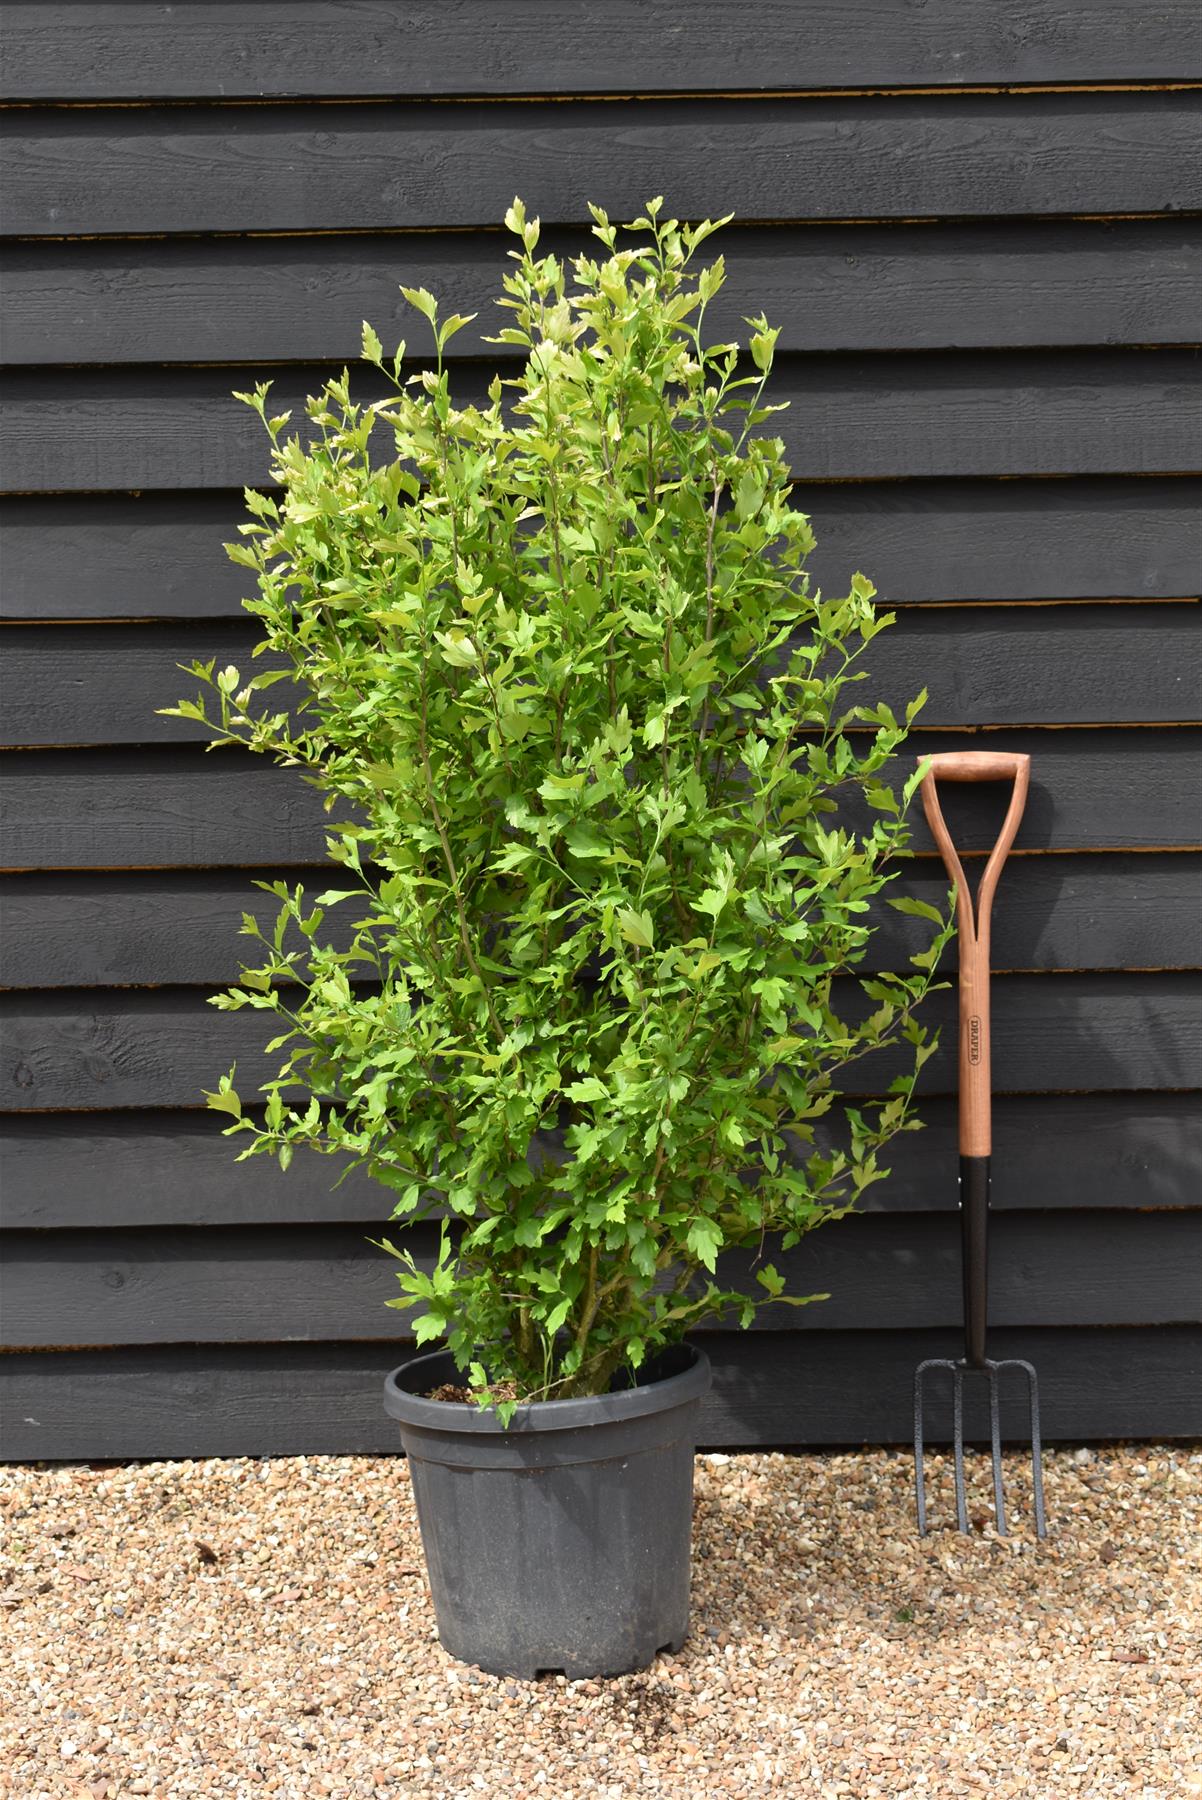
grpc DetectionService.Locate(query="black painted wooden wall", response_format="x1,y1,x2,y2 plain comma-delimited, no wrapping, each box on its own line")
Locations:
2,3,1200,1459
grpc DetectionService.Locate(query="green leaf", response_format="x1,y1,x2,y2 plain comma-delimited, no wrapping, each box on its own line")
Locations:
889,896,946,925
544,1297,573,1336
748,321,780,373
692,886,730,921
400,285,437,325
437,311,478,349
565,1076,609,1103
564,823,610,859
686,1217,723,1273
617,908,655,950
734,470,765,521
203,1071,242,1120
435,630,478,668
697,255,727,304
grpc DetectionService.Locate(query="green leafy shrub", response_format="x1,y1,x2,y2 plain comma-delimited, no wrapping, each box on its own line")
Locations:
167,198,951,1415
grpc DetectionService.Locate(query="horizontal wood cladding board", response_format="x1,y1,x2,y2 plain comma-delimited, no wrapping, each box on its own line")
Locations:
3,732,1197,869
6,855,1198,991
6,606,1198,749
6,1094,1197,1229
3,1328,1198,1459
0,750,328,869
4,482,1197,620
6,353,1200,493
9,221,1202,364
6,2,1199,99
5,1210,1199,1349
4,975,1199,1111
6,94,1201,239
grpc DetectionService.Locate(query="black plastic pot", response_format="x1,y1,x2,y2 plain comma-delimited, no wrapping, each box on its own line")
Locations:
382,1340,711,1679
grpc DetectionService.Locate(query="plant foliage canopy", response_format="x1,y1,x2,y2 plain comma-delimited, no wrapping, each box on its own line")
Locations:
167,199,951,1414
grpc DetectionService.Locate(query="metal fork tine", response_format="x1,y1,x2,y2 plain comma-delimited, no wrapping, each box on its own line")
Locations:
914,1362,929,1537
951,1366,969,1534
1013,1357,1048,1539
915,1357,961,1537
988,1364,1007,1536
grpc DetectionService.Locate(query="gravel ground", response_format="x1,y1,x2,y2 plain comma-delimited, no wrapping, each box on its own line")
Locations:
1,1445,1198,1799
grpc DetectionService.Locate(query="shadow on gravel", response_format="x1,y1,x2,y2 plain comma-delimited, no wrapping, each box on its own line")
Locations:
679,1446,1173,1658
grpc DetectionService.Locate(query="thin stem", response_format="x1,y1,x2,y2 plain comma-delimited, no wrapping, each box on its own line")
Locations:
417,659,502,1039
694,476,723,763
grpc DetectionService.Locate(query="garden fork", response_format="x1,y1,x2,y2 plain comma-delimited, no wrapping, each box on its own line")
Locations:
913,751,1048,1538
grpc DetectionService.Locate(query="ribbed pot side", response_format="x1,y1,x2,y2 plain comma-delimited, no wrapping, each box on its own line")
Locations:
382,1341,712,1680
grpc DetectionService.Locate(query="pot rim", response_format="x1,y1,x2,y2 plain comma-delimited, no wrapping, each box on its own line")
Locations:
383,1339,711,1435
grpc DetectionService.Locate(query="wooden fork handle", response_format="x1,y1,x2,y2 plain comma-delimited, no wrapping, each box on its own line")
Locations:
918,752,1030,1156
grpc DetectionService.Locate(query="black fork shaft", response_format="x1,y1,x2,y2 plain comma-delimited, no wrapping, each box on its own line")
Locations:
960,1155,990,1368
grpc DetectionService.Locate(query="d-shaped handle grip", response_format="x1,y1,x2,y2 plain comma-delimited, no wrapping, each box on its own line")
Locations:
921,750,1029,784
918,752,1030,1155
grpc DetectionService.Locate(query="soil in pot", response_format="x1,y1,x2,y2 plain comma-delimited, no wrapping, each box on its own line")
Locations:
423,1380,520,1404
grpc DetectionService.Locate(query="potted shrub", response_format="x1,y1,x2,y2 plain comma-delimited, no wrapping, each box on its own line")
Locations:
167,198,949,1679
